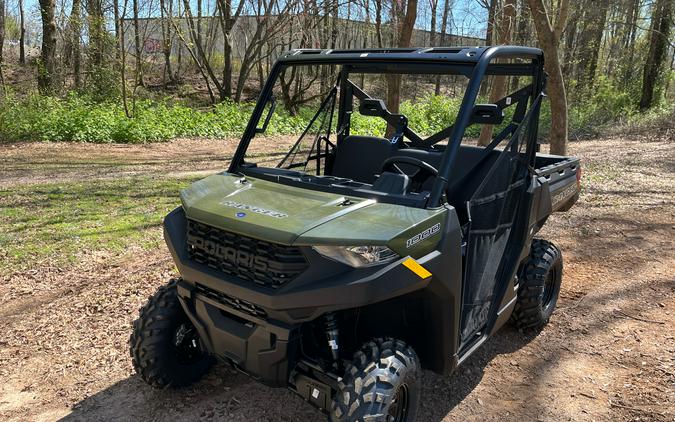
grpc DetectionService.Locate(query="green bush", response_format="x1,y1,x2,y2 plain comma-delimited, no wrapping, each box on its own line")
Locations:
0,93,314,143
0,88,669,144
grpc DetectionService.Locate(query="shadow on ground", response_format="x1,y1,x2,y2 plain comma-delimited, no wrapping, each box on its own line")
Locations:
60,327,537,422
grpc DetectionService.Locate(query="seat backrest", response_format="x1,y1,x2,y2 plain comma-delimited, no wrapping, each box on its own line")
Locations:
396,145,502,199
445,145,503,206
331,135,399,183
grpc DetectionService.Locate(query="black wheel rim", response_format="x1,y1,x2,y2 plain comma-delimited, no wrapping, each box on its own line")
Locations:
387,384,409,422
173,323,203,364
542,266,557,308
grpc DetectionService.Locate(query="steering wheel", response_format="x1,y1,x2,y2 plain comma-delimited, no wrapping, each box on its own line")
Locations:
381,156,438,191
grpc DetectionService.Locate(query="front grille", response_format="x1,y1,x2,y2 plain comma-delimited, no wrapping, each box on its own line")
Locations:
195,283,268,319
187,219,308,289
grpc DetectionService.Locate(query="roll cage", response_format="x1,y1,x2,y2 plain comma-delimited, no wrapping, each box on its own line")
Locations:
228,46,546,208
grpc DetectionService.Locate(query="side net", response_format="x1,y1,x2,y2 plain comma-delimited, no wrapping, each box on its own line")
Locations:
459,94,541,343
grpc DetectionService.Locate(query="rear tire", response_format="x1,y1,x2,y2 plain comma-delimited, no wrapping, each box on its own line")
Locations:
130,278,214,388
511,239,563,330
331,338,420,422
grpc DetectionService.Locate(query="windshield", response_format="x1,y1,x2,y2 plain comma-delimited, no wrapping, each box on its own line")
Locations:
235,59,537,208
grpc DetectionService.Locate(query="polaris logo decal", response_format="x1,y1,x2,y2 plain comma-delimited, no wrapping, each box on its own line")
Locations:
221,200,288,218
406,223,441,248
551,184,578,209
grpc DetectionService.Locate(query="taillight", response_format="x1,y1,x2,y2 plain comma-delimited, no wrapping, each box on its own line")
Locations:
576,166,582,190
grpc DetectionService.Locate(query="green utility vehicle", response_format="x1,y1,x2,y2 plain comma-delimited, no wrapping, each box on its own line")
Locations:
131,46,581,421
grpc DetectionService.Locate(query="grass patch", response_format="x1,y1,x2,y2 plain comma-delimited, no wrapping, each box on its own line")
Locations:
0,176,198,271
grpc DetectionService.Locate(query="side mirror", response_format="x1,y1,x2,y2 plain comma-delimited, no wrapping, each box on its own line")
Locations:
471,104,504,125
255,97,276,133
359,98,388,117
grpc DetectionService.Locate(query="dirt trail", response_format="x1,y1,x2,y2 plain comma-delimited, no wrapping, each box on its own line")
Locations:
0,134,673,421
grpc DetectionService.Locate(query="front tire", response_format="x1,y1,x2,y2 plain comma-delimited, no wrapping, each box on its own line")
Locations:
511,239,563,330
130,278,213,388
331,338,421,422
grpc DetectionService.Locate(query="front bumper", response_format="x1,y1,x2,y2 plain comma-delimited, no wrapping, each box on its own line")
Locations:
175,279,298,387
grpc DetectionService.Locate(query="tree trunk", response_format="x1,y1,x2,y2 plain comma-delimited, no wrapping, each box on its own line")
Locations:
330,0,338,48
117,0,132,117
113,0,120,62
38,0,58,94
478,0,516,146
435,0,452,95
70,0,82,89
575,0,609,92
485,0,498,44
639,0,672,110
0,0,5,66
511,0,530,90
361,0,370,87
527,0,569,155
159,0,174,84
197,0,202,55
216,0,244,99
221,0,233,98
133,0,144,85
429,0,438,47
87,0,105,67
19,0,26,64
374,0,383,48
561,2,580,78
385,0,417,136
223,35,232,98
480,0,499,96
622,0,639,49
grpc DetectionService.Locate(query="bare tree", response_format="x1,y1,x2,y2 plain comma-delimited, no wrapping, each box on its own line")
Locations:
484,0,497,44
87,0,105,67
386,0,417,124
0,0,4,92
38,0,58,94
215,0,245,98
621,0,640,84
234,0,297,102
478,0,499,96
69,0,82,88
639,0,672,109
374,0,383,48
429,0,438,47
133,0,144,85
478,0,516,146
575,0,610,92
18,0,25,64
434,0,453,95
159,0,175,84
527,0,569,155
0,0,4,67
117,0,131,116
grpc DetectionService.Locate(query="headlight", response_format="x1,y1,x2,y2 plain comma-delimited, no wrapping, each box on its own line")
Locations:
313,245,399,267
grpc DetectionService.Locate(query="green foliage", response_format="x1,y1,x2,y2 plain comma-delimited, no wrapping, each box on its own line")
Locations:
85,65,121,101
351,95,469,138
0,87,670,144
568,76,636,136
0,94,306,143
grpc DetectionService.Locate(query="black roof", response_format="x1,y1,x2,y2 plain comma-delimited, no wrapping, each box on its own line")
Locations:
277,46,543,65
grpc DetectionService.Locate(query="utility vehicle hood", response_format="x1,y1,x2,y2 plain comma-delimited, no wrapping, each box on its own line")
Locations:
180,173,445,252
